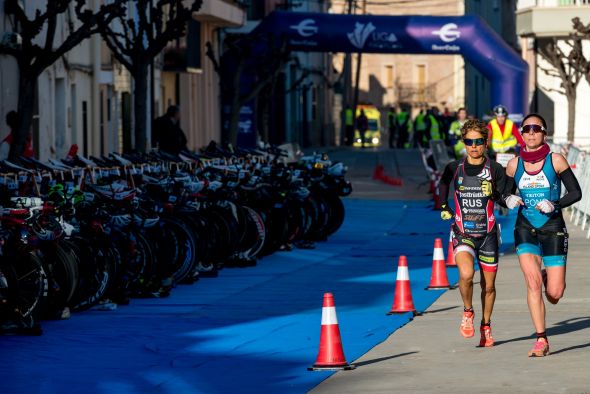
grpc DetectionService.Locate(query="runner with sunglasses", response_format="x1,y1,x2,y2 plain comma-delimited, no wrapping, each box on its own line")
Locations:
503,113,582,357
438,119,508,347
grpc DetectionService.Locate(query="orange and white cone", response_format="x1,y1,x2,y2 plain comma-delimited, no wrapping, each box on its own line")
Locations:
446,228,456,267
387,255,416,314
426,238,451,289
308,293,355,371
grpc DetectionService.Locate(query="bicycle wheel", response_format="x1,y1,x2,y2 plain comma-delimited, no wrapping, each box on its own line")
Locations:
0,251,48,319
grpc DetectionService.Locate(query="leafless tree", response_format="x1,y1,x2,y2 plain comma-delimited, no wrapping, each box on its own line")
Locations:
0,0,123,160
206,34,291,146
571,17,590,85
538,34,584,142
92,0,202,152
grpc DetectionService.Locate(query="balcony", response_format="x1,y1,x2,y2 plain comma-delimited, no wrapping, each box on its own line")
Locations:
517,0,590,37
192,0,246,27
397,84,436,105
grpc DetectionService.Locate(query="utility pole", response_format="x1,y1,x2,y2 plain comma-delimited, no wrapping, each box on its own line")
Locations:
351,0,365,145
341,0,354,145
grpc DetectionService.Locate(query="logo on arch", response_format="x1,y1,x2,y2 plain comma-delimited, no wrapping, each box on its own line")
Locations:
290,19,318,37
347,22,376,49
432,23,461,43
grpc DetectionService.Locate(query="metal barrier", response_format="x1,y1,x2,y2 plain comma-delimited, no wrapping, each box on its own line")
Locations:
558,144,590,238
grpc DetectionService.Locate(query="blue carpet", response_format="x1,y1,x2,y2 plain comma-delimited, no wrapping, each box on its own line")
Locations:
0,200,516,394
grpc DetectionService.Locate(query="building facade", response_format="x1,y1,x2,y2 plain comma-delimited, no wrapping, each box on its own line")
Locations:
517,0,590,145
0,0,247,160
235,0,335,147
0,0,128,159
465,0,519,119
330,0,465,140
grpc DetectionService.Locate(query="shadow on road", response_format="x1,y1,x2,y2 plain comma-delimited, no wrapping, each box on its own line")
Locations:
420,305,460,315
354,352,419,367
494,316,590,347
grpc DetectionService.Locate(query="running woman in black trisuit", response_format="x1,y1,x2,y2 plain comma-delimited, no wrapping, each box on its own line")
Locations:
439,119,508,347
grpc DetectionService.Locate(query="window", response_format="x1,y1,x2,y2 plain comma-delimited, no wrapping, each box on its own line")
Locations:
416,64,426,102
385,65,394,89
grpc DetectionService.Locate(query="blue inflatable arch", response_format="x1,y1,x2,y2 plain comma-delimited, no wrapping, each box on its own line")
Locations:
227,11,528,145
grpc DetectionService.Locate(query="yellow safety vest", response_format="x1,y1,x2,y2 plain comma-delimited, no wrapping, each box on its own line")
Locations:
429,115,441,140
489,118,517,153
345,109,354,126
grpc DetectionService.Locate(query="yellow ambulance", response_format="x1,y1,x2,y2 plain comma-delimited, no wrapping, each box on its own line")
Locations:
353,105,382,147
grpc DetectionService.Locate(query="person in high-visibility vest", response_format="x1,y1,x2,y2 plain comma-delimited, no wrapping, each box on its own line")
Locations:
426,108,442,142
413,109,427,147
396,107,410,148
486,105,524,157
387,107,397,149
449,107,467,158
344,105,354,146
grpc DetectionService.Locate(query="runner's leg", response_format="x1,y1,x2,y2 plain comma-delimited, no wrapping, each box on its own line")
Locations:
544,266,566,305
456,251,475,309
479,269,497,324
518,253,545,334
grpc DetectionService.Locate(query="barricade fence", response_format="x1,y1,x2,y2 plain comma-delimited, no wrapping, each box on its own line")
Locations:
551,143,590,239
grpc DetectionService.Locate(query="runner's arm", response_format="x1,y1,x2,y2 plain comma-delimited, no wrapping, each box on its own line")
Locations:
490,161,508,205
552,154,582,209
438,161,457,207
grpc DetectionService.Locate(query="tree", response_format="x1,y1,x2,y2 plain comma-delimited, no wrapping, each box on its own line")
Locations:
0,0,123,160
572,17,590,88
206,34,291,146
93,0,202,152
538,34,584,142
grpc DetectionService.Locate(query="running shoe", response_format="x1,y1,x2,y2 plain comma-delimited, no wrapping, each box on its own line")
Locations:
460,310,475,338
479,325,494,347
528,338,550,357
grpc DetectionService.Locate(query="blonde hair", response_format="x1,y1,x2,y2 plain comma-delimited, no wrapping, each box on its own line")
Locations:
461,119,488,140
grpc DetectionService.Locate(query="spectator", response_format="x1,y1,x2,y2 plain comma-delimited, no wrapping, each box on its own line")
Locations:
486,104,524,158
0,111,34,160
387,106,397,149
396,106,411,148
449,107,468,158
344,105,354,146
153,105,188,156
413,108,427,148
357,109,368,148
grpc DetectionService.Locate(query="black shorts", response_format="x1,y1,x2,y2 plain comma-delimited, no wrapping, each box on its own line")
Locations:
514,214,568,267
452,224,499,272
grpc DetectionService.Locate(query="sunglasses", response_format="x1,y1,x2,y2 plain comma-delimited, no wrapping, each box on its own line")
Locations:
463,138,486,147
520,124,546,135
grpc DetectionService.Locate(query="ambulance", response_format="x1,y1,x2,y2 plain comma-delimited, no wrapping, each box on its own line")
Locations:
353,104,381,147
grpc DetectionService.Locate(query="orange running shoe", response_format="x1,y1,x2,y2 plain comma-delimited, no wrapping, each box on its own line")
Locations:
479,325,494,347
528,338,550,357
460,310,475,338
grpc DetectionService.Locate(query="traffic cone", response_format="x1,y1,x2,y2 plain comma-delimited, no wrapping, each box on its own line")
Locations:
426,238,451,289
372,164,384,180
308,293,355,371
387,256,416,314
446,228,456,267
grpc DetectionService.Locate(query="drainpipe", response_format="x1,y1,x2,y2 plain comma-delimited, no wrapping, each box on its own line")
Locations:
91,0,101,156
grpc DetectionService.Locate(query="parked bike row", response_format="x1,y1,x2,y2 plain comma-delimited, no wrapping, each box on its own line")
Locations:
0,144,352,335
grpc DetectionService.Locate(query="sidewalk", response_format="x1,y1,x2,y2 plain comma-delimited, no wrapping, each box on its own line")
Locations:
312,223,590,393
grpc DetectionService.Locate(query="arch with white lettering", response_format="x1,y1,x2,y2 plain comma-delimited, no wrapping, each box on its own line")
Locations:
224,11,528,147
